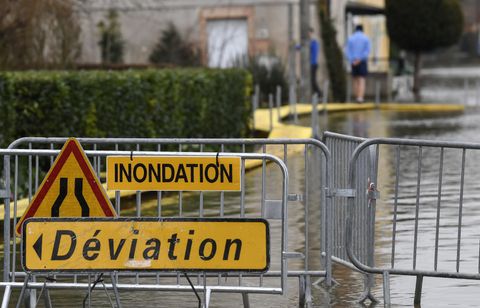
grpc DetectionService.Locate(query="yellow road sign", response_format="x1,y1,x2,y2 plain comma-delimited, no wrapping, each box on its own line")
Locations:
106,156,241,191
16,138,116,235
23,218,269,272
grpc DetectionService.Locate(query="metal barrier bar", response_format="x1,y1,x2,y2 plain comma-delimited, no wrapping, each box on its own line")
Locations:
1,285,11,308
434,147,444,271
0,282,283,294
391,145,400,268
413,146,422,270
456,148,466,273
276,86,282,121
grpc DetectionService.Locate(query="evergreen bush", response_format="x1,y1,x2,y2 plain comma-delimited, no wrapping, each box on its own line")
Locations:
149,23,200,66
98,10,124,64
0,69,251,146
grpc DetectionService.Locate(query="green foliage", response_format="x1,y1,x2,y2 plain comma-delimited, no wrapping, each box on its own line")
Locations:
318,3,346,102
149,23,200,66
98,10,124,64
386,0,463,52
0,69,251,146
386,0,463,101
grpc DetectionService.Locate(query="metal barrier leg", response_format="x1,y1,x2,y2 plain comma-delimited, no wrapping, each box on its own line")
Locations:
383,271,390,307
16,273,31,308
358,273,378,304
298,275,313,307
110,273,122,308
305,275,312,307
36,279,53,308
1,285,11,308
204,288,211,308
242,292,250,308
299,275,305,307
414,275,423,305
43,287,53,308
29,285,37,308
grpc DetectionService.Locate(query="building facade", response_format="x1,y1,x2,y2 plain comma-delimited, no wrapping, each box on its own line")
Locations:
77,0,320,69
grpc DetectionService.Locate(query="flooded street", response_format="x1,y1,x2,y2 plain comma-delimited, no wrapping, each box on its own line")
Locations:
5,68,480,306
7,107,480,307
313,109,480,307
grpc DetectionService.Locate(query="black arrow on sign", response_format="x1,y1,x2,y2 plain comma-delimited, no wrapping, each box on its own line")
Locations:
33,234,43,259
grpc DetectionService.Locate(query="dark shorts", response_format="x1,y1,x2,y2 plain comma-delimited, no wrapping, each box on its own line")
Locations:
351,60,368,77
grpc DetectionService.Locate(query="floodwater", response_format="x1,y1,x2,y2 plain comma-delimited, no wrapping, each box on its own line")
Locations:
312,108,480,307
6,107,480,307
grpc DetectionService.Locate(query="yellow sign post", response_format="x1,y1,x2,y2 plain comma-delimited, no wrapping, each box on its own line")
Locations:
106,156,241,191
16,138,116,235
22,218,269,272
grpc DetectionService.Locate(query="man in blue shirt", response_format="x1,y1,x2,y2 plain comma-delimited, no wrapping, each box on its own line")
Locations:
309,27,322,96
346,25,371,103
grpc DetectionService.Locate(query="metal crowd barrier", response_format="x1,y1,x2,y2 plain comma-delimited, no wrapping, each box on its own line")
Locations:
0,137,332,307
322,131,378,302
347,137,480,306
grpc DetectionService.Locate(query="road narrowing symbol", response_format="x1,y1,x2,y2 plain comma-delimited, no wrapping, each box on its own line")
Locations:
16,138,116,235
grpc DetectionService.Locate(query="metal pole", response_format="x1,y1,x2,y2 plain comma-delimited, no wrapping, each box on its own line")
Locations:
311,94,319,138
375,80,381,107
251,95,256,132
287,3,296,93
269,93,274,131
3,155,10,283
464,78,468,105
383,271,391,306
289,85,294,118
1,286,11,308
347,76,352,102
276,86,282,121
476,79,480,106
414,275,423,305
294,88,298,124
322,80,329,110
252,84,259,133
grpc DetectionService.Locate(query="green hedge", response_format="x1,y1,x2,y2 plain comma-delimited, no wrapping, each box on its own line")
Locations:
0,69,252,146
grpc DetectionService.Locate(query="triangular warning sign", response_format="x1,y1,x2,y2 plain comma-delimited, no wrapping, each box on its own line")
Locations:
16,138,116,235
